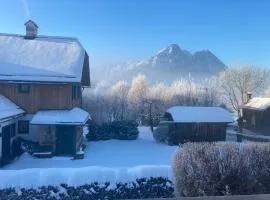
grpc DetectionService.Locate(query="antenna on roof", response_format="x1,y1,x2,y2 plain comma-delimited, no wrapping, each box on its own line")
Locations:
24,20,38,39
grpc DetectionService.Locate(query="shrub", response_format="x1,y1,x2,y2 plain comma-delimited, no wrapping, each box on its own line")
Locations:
0,177,174,200
111,120,139,140
172,142,270,197
86,121,100,141
87,120,139,141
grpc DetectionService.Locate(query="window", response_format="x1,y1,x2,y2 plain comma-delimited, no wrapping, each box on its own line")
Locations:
18,84,30,93
18,120,30,134
72,85,81,100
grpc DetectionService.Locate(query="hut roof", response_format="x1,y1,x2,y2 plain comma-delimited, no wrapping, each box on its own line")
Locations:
243,97,270,111
0,95,24,121
30,107,90,125
166,106,233,123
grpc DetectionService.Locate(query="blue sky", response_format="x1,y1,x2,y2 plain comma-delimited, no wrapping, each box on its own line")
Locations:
0,0,270,67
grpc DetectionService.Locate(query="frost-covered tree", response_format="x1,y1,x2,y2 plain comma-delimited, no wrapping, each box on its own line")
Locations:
128,74,149,121
199,78,219,106
111,81,130,120
168,79,200,106
219,65,269,115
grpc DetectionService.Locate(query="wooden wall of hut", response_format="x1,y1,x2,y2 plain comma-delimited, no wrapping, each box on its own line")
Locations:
167,122,227,145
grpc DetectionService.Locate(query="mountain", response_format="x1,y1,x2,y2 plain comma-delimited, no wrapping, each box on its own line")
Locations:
93,44,227,84
125,44,226,73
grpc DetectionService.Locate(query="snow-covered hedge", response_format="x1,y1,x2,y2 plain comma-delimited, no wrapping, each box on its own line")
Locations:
173,142,270,197
0,177,174,200
87,120,139,141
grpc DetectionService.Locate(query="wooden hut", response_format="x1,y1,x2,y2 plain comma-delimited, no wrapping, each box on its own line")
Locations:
242,98,270,132
154,106,233,145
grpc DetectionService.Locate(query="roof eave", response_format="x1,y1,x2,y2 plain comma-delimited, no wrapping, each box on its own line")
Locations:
0,79,81,85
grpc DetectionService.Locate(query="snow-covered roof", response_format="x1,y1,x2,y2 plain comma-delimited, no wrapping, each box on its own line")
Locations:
166,106,233,123
30,107,90,125
0,95,24,121
243,97,270,111
0,33,86,83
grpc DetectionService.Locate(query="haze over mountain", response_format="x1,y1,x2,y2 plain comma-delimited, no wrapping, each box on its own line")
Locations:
93,44,227,84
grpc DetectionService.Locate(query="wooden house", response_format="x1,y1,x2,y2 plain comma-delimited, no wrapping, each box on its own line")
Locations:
0,20,90,165
242,97,270,132
154,106,233,145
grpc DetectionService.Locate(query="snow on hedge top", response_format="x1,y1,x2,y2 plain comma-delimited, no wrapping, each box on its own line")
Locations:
0,34,85,83
166,106,233,123
243,97,270,111
0,95,24,121
31,107,90,125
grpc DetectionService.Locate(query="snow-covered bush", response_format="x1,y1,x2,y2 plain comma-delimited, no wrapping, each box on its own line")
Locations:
87,120,139,141
172,142,270,197
0,177,174,200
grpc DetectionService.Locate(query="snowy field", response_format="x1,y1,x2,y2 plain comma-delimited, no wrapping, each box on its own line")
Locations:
0,127,176,189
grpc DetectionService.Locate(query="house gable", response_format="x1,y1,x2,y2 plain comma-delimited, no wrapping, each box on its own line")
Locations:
81,52,90,87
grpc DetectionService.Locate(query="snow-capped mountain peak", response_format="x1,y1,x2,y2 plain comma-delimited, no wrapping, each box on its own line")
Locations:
104,44,227,83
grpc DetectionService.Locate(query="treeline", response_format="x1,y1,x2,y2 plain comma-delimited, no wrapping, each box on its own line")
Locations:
83,74,219,124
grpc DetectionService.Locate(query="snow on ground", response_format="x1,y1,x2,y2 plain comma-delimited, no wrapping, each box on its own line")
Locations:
0,127,176,189
4,127,176,169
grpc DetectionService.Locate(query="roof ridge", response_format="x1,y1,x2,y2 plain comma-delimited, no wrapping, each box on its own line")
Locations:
0,33,79,41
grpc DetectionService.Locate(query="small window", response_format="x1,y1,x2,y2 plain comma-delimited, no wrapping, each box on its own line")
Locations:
18,120,30,134
18,84,30,93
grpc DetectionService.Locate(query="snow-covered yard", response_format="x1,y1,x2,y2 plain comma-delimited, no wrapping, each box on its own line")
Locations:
4,127,176,169
0,127,176,189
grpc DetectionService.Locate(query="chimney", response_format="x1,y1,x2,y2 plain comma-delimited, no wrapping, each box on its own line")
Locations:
246,92,252,103
24,20,38,39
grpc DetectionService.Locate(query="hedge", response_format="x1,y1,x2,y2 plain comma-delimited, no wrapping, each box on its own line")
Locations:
173,142,270,197
86,120,139,141
0,177,174,200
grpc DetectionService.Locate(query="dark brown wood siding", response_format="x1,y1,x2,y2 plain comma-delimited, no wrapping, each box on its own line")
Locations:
167,122,227,144
243,107,270,132
0,83,81,113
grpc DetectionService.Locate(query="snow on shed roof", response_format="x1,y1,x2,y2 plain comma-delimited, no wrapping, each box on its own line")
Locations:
243,97,270,111
166,106,233,123
30,107,90,125
0,33,85,83
0,95,24,121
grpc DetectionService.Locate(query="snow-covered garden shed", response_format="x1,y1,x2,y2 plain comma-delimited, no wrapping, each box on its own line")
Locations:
0,20,90,161
154,106,233,145
242,97,270,132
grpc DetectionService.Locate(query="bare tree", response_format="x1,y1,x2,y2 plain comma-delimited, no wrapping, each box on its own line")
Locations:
218,65,269,115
